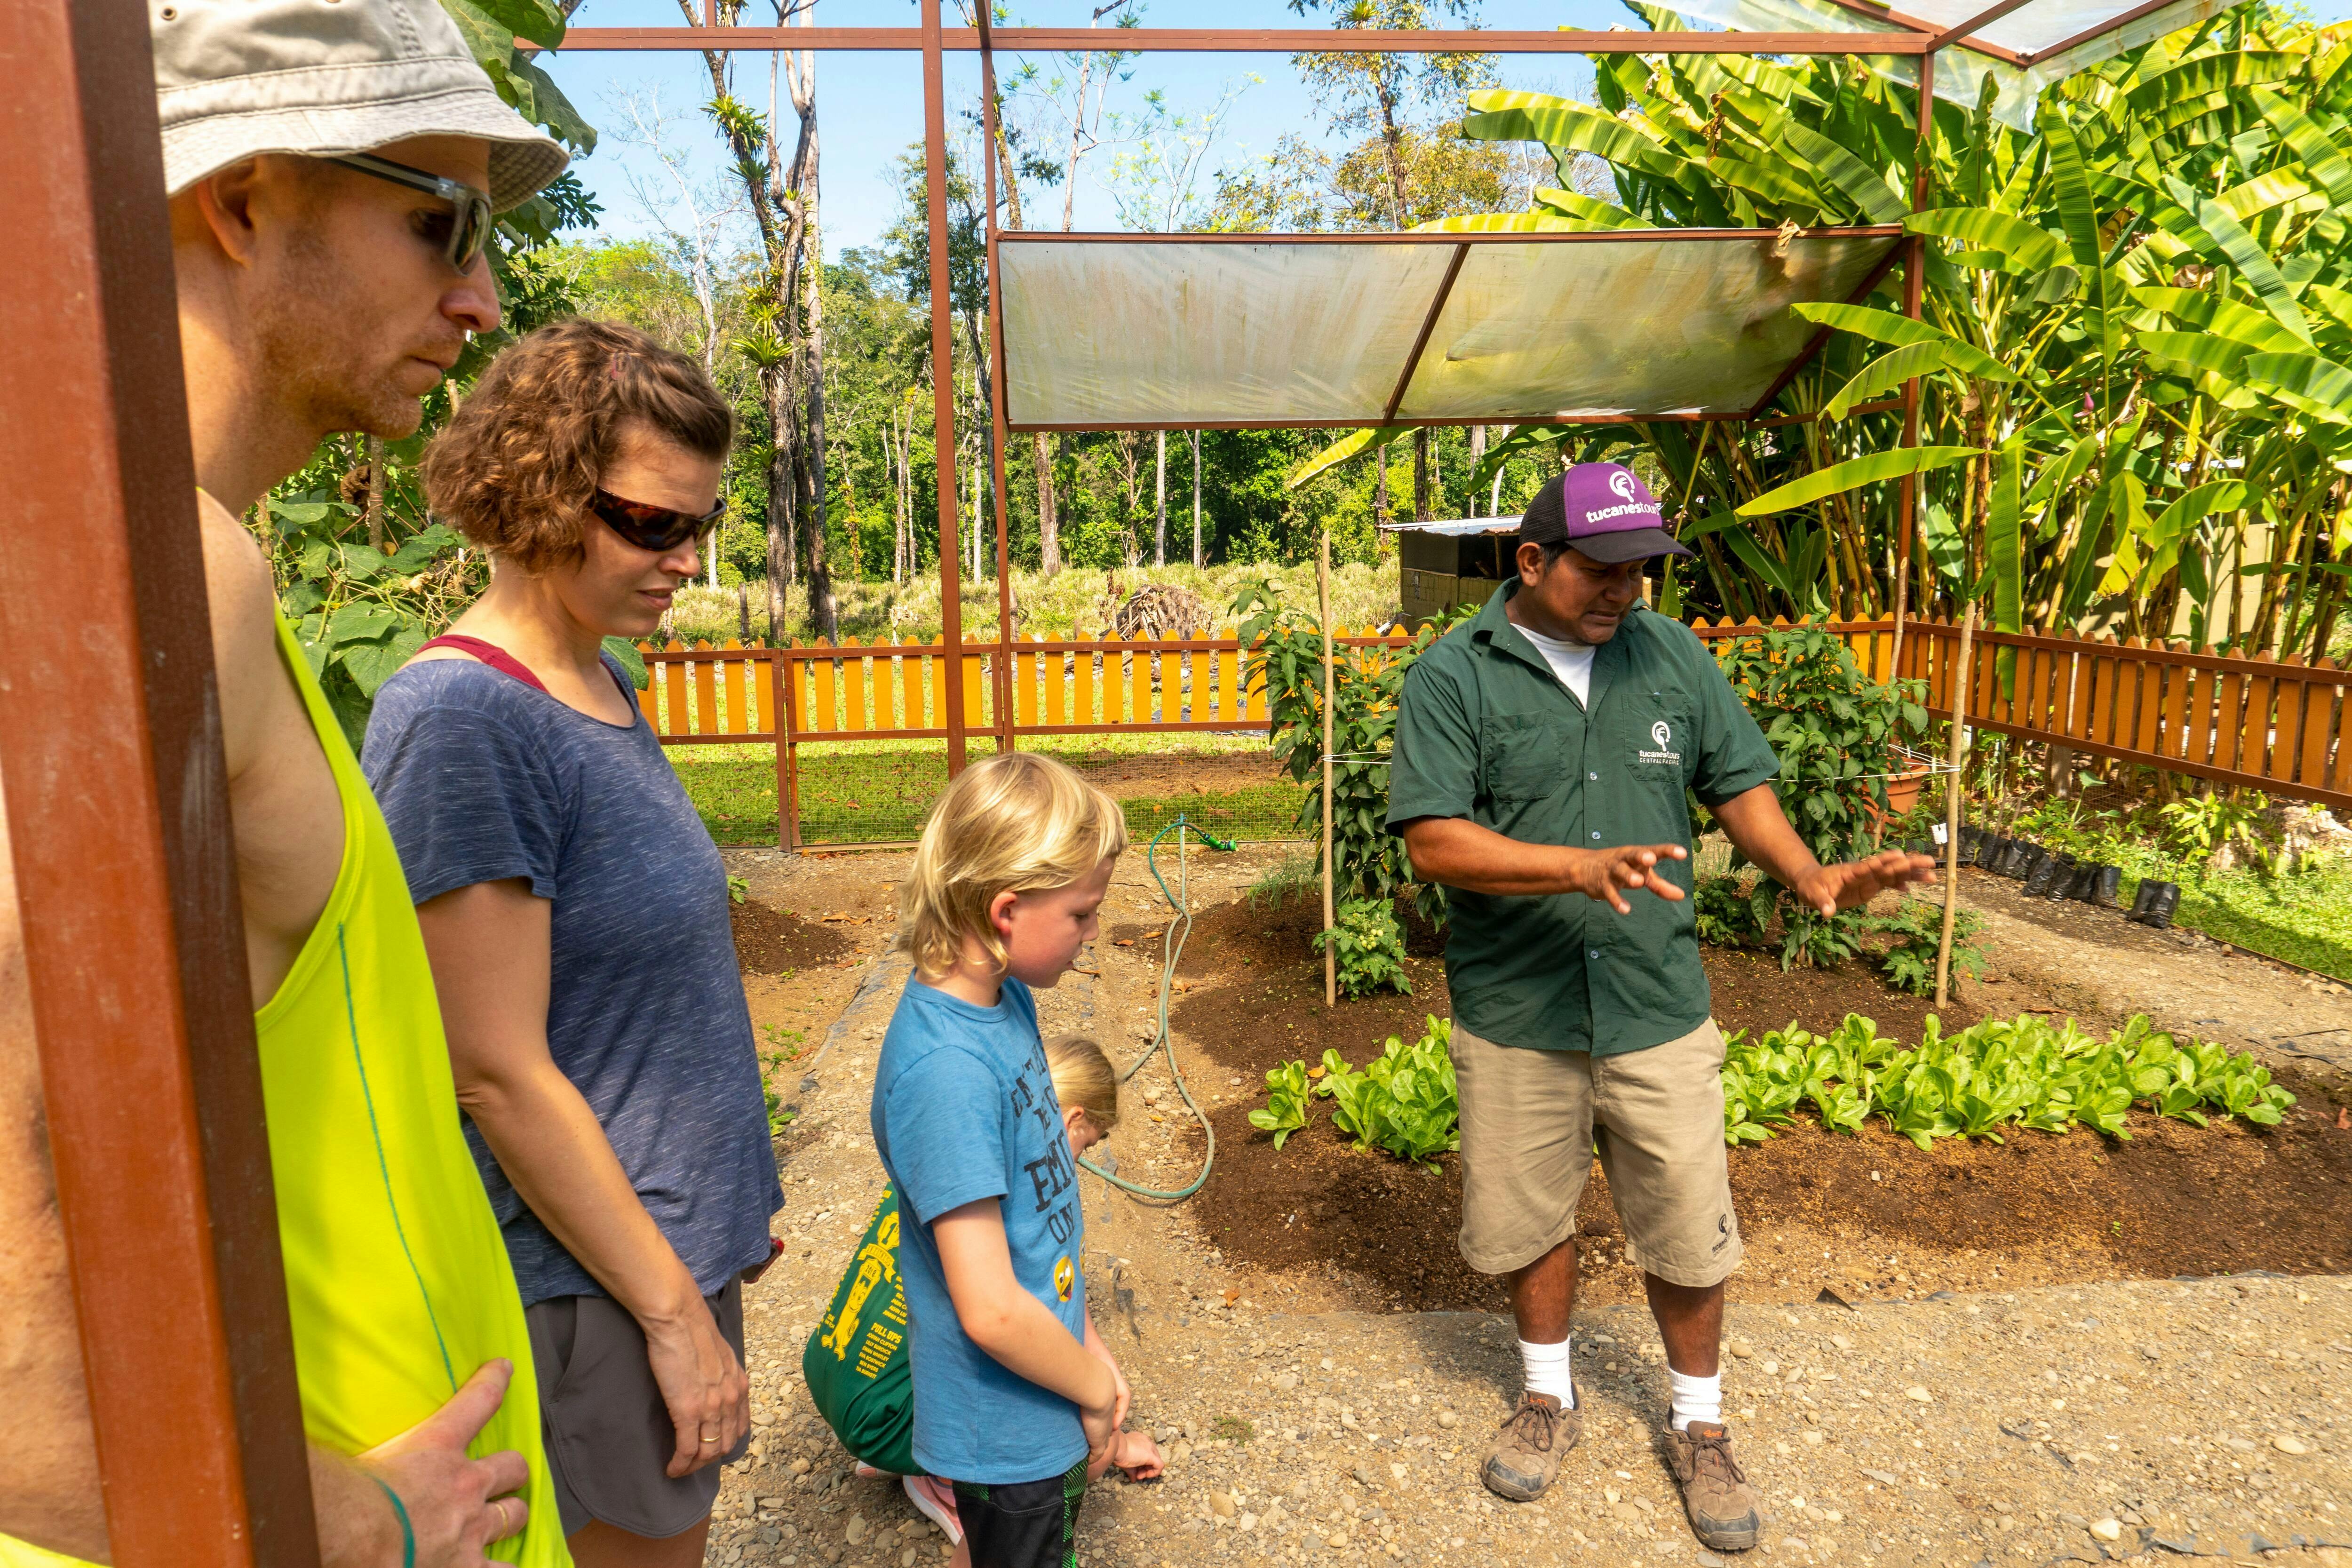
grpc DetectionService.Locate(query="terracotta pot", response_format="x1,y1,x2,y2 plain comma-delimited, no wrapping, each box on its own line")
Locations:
1880,764,1934,819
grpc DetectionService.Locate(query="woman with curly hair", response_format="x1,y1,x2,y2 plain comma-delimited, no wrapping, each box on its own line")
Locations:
362,318,781,1568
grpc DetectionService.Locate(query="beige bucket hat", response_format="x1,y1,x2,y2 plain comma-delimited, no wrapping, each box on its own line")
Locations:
152,0,570,213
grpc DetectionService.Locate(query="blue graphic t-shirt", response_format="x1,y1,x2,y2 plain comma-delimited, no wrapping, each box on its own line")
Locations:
870,974,1089,1484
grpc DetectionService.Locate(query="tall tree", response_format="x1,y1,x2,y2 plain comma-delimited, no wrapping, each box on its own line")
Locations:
686,0,834,639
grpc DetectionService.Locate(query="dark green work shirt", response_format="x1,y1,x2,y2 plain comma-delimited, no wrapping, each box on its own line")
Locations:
1387,583,1780,1056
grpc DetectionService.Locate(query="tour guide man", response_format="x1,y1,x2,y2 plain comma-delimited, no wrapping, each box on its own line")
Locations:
1388,463,1934,1552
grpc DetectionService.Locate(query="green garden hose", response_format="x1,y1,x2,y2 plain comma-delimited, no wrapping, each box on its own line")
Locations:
1076,815,1232,1202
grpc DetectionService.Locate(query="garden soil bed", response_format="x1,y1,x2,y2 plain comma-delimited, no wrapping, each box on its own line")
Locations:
730,897,857,975
1153,892,2352,1315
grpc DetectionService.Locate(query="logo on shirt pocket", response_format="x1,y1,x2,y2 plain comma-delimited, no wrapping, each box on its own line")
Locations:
1640,719,1682,766
1054,1254,1075,1302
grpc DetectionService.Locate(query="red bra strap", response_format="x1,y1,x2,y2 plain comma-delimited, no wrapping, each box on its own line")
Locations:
416,634,550,695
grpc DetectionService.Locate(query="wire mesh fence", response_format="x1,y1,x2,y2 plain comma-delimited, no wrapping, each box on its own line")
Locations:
669,738,1313,848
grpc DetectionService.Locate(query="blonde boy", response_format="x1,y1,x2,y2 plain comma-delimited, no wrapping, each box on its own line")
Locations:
870,755,1130,1568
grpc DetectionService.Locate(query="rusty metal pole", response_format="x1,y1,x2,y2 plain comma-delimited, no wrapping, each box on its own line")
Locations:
1319,529,1336,1009
979,12,1017,754
1934,603,1977,1009
1891,48,1935,687
0,2,317,1563
922,0,969,772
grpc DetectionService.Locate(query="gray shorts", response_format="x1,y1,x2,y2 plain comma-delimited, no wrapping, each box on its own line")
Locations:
524,1276,750,1540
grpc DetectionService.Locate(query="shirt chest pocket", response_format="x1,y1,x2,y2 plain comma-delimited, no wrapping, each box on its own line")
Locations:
1480,713,1566,803
1628,694,1698,787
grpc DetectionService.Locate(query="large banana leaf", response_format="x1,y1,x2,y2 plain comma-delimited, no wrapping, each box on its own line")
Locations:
2136,330,2258,378
1414,211,1586,232
2126,50,2298,114
1781,119,1907,224
1904,207,2066,273
1790,302,1948,349
1460,92,1686,182
2044,114,2117,361
2242,350,2352,424
1739,447,1982,516
2252,86,2352,208
1286,426,1410,490
1532,189,1652,229
1823,339,2019,420
2131,285,2307,349
2157,176,2314,342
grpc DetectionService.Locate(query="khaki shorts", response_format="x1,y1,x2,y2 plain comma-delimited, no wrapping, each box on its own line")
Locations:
1454,1018,1742,1287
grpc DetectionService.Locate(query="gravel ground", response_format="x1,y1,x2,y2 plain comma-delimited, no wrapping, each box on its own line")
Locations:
704,846,2352,1568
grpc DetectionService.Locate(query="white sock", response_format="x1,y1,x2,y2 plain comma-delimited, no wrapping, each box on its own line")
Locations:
1669,1367,1722,1432
1518,1337,1575,1409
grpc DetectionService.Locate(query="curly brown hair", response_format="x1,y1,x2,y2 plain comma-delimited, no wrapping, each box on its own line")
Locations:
421,318,733,574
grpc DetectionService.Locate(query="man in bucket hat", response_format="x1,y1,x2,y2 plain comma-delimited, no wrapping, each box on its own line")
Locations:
1388,462,1934,1551
0,3,570,1564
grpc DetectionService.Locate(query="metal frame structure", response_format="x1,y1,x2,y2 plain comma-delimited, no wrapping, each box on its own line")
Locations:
8,0,2216,1560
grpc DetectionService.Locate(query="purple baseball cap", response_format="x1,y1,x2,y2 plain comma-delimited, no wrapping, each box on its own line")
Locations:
1518,462,1694,565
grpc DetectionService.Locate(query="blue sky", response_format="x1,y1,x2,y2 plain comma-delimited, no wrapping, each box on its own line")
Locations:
543,1,1642,259
541,0,2352,261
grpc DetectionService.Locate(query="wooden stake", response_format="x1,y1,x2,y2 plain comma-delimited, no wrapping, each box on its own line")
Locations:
1320,527,1336,1010
1934,605,1977,1008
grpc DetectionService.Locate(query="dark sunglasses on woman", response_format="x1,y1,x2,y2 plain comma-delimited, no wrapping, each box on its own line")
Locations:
592,488,727,553
328,152,494,273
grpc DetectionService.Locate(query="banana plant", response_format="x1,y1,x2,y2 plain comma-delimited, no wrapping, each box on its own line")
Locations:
1438,2,2352,647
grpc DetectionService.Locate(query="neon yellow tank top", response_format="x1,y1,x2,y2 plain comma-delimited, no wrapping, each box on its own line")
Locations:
0,617,567,1568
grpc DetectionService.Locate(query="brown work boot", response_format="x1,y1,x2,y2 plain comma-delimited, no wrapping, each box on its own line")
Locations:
1479,1392,1580,1501
1662,1420,1762,1551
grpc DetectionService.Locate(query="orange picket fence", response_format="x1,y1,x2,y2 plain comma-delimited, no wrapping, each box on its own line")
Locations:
1894,618,2350,812
641,615,2350,846
631,626,1412,744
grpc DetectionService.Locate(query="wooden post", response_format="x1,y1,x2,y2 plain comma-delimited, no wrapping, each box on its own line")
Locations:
774,647,803,850
1934,605,1977,1008
922,0,968,773
0,2,318,1560
1319,529,1336,1009
1891,48,1934,681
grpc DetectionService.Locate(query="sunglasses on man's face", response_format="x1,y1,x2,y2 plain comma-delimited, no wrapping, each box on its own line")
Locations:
328,153,494,274
592,488,727,554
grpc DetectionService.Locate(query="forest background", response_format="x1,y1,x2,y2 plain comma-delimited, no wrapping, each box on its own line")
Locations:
254,0,2352,747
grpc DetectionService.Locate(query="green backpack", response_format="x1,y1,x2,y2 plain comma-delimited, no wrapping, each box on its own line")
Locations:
801,1187,917,1477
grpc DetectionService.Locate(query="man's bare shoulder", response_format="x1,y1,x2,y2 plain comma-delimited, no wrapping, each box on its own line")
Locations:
194,492,291,777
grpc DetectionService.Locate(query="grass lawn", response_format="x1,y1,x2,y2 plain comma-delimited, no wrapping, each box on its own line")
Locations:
2157,864,2352,981
671,733,1312,848
1969,801,2352,980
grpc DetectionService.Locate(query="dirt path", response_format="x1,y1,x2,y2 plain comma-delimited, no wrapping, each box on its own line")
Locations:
701,846,2352,1568
1925,868,2352,1083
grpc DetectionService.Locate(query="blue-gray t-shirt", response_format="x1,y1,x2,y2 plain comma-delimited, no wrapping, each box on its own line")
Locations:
362,654,782,1306
870,975,1089,1484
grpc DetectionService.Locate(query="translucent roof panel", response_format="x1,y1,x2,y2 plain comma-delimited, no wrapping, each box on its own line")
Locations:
998,239,1456,428
1394,231,1899,421
999,231,1901,430
1664,0,2227,126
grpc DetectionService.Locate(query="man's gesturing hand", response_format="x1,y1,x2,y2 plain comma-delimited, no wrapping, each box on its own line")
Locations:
356,1359,532,1566
1792,849,1939,916
1569,844,1689,914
